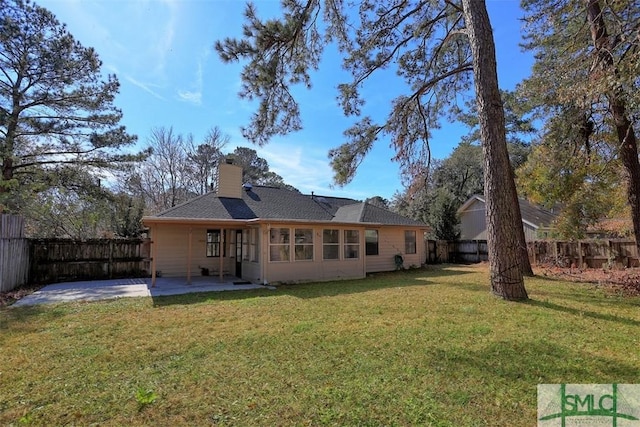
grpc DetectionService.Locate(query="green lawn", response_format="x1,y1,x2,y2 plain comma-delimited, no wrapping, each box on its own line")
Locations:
1,264,638,426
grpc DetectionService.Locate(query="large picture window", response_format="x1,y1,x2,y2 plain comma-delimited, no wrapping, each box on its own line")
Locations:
405,230,417,254
323,229,339,260
206,229,221,257
344,230,360,259
269,228,290,262
294,228,313,261
365,230,379,256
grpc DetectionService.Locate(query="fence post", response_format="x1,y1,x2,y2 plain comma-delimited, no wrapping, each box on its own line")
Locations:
0,214,29,292
577,240,583,269
109,240,114,279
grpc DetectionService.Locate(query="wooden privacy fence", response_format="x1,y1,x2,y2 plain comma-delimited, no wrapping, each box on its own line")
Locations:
425,239,639,268
29,238,151,284
529,239,639,268
426,240,489,263
0,214,30,292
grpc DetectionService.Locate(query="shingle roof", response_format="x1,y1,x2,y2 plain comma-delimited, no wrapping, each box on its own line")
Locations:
152,185,427,227
517,198,557,228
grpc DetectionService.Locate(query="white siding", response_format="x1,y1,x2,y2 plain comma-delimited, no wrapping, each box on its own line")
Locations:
459,199,541,242
459,199,487,240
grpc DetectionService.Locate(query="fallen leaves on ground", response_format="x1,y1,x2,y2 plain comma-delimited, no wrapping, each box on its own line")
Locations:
535,265,640,296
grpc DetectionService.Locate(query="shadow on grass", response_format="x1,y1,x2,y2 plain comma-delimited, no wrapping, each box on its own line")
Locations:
525,299,640,327
0,304,69,336
429,338,640,385
152,265,474,306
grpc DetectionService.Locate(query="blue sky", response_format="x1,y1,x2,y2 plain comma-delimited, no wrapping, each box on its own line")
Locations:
36,0,533,200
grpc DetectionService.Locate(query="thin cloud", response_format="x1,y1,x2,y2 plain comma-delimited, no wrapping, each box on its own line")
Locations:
177,53,205,105
258,142,341,195
153,0,179,78
178,90,202,105
125,76,166,100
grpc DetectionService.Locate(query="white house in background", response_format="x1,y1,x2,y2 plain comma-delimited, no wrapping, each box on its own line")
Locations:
457,195,558,241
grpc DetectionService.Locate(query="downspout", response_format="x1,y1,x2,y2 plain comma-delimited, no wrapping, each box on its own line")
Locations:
151,225,157,287
362,229,366,278
262,224,268,285
219,227,225,282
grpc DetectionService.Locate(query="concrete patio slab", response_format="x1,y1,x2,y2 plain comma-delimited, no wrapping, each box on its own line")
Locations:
11,276,275,307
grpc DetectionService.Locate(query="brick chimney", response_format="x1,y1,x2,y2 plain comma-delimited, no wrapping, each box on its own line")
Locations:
217,159,243,198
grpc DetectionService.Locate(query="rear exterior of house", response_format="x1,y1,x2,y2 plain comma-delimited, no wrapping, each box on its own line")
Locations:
143,163,429,285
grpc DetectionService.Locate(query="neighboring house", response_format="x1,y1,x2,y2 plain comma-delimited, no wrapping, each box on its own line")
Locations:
457,195,557,241
142,162,429,285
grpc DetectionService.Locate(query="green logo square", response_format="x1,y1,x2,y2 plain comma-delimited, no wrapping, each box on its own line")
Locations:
538,384,640,426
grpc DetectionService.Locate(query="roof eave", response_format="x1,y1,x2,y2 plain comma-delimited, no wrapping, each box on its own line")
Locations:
142,216,429,229
142,217,261,227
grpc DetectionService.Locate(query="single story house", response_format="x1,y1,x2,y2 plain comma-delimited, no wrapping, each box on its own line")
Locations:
457,194,557,241
142,162,429,285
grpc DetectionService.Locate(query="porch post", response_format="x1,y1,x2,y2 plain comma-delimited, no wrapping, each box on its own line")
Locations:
187,226,193,285
151,225,157,287
219,227,225,281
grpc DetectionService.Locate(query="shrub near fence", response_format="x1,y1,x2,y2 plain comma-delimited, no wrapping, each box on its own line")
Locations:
29,238,151,284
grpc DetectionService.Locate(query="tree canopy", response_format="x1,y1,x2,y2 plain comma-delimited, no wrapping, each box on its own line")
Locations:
520,0,640,245
217,0,532,299
0,0,142,212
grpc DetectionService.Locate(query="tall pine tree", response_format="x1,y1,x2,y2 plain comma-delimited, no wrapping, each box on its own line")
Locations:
0,0,142,211
216,0,530,300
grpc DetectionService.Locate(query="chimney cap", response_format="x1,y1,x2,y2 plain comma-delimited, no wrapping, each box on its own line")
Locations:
225,157,234,164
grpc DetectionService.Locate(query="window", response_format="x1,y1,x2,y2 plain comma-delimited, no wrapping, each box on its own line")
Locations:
242,229,250,261
323,229,339,260
294,228,313,261
344,230,360,259
269,228,290,262
405,230,416,254
365,230,379,256
206,229,221,257
249,228,259,262
240,229,259,262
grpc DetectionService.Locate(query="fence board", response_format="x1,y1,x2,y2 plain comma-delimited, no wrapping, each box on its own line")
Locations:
426,238,639,268
29,238,151,284
0,215,29,292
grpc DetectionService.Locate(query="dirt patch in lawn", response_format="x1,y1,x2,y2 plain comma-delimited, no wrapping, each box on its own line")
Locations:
535,265,640,296
0,285,43,307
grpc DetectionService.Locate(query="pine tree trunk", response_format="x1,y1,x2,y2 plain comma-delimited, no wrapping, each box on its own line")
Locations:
586,0,640,259
462,0,528,300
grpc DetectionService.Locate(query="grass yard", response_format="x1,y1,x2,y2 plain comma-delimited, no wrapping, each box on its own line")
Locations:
1,264,639,426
